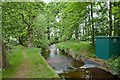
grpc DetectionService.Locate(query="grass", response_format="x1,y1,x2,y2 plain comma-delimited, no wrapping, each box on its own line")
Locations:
26,47,59,78
2,46,23,78
2,46,59,78
0,68,2,79
57,40,95,58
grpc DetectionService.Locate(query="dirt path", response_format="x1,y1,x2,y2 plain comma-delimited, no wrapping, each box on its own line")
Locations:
13,49,32,78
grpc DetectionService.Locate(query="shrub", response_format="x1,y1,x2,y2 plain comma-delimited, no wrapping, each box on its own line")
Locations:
107,56,120,77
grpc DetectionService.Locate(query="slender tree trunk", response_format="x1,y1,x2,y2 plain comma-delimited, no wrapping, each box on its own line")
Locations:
75,27,79,40
21,14,33,47
83,26,85,35
88,12,91,37
109,1,112,36
47,26,50,40
113,2,116,36
90,3,95,45
2,41,10,69
28,25,32,47
113,16,116,36
84,19,87,40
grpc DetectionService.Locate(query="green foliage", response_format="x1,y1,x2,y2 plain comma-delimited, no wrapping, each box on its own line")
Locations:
2,46,23,78
112,2,120,36
107,56,120,76
58,2,89,39
33,13,49,48
3,2,120,48
2,2,45,46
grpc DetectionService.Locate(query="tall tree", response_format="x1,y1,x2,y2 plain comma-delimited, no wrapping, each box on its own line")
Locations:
2,2,45,47
109,1,112,36
90,3,95,44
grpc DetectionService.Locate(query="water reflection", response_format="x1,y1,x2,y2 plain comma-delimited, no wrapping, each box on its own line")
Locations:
41,44,84,71
41,44,115,79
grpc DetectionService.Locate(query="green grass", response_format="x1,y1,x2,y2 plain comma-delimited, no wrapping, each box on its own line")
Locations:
2,46,58,78
0,68,2,79
57,40,95,58
26,47,59,78
2,46,23,78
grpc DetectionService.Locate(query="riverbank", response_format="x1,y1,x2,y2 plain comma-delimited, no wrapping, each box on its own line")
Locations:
56,40,117,76
2,46,59,78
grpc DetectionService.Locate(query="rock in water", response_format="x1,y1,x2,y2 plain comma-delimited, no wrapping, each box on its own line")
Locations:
80,64,96,69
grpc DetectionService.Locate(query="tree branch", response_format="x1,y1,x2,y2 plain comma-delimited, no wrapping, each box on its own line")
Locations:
20,14,30,26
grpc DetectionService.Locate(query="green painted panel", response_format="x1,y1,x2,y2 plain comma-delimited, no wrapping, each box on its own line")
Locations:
95,36,120,60
109,38,118,57
96,38,109,59
118,39,120,56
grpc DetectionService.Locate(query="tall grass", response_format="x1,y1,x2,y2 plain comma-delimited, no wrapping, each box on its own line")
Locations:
2,46,23,78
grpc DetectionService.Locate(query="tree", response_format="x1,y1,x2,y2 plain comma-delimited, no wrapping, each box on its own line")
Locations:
112,2,120,36
90,3,95,44
2,41,10,69
2,2,45,47
109,1,112,36
58,2,89,40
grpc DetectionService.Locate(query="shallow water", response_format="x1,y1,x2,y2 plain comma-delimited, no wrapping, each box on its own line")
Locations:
41,44,115,79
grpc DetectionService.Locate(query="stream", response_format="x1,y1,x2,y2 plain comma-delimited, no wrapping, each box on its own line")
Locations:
41,44,116,80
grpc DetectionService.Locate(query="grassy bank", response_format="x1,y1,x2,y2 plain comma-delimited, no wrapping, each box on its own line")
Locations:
2,46,58,78
2,46,23,78
26,47,59,78
57,40,95,58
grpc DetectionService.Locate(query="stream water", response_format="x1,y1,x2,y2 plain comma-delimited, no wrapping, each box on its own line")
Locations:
41,44,116,80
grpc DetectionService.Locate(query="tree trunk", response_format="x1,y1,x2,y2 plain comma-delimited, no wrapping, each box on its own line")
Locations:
2,41,10,69
90,3,95,45
28,25,32,47
84,19,87,40
47,26,50,40
113,2,115,36
109,1,112,36
75,27,79,40
21,14,33,47
88,12,91,37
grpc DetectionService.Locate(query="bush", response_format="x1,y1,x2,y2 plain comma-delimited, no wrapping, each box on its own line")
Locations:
107,56,120,77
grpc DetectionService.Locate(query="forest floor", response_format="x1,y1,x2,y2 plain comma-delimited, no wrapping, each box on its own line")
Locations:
2,46,59,78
